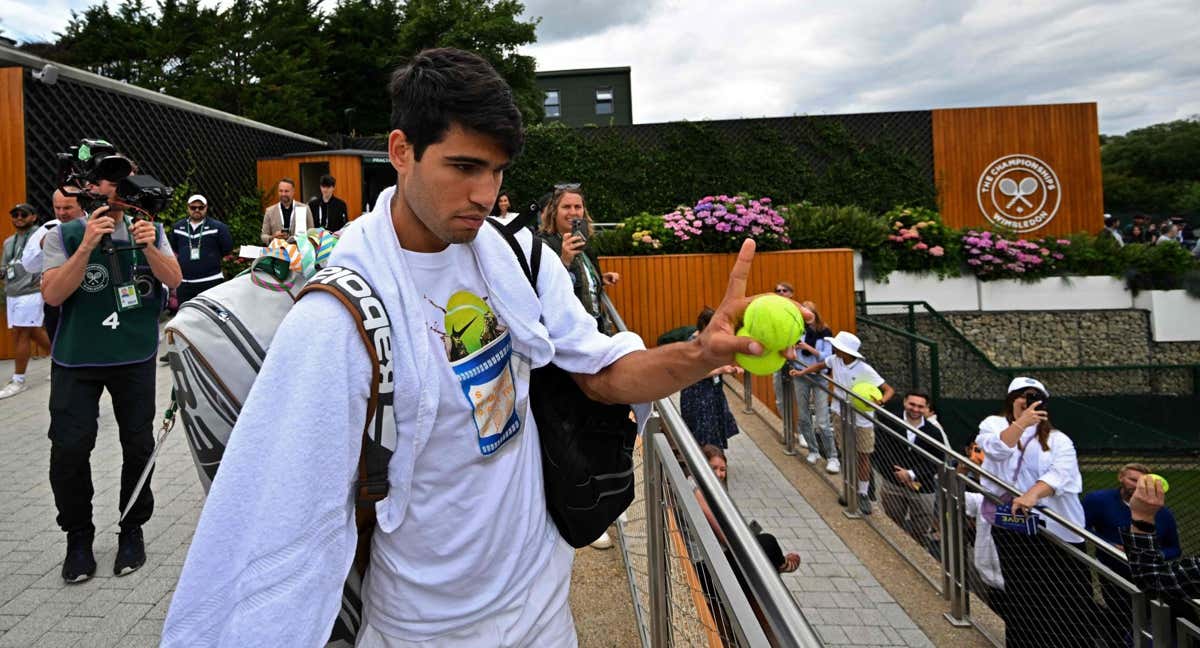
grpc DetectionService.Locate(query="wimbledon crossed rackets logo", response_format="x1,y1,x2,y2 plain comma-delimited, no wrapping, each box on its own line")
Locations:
976,154,1061,233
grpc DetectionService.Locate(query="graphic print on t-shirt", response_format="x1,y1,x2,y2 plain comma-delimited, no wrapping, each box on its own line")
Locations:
428,291,521,455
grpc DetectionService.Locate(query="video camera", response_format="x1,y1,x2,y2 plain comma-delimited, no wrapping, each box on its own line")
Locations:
55,139,173,255
56,139,172,218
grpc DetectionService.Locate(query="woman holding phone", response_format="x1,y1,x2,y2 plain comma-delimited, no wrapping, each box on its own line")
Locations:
537,185,619,332
975,377,1095,648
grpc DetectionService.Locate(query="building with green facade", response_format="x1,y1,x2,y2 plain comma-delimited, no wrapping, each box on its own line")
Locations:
535,67,632,127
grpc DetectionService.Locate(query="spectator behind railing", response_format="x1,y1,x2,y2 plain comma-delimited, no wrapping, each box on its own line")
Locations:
872,392,947,548
1085,463,1182,643
791,331,894,515
536,185,620,333
794,300,837,474
1123,475,1200,599
680,308,745,452
976,377,1093,648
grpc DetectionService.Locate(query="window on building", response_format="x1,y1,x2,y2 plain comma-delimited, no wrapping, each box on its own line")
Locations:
595,87,614,115
544,90,560,118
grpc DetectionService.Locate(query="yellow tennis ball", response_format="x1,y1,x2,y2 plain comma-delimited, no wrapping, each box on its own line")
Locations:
850,382,883,413
1148,474,1170,493
734,326,786,375
741,294,804,352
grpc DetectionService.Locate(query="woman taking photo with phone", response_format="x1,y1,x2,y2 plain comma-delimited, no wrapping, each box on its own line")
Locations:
537,185,619,332
975,377,1097,648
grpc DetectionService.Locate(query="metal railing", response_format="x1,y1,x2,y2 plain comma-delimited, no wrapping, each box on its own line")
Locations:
756,366,1193,648
603,295,823,647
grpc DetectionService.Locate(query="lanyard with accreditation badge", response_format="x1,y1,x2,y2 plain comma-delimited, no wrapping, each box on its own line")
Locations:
187,219,205,261
113,214,146,313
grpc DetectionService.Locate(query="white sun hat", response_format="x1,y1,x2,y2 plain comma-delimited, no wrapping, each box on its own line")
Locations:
824,331,864,359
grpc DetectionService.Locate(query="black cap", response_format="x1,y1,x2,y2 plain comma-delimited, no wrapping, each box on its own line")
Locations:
9,203,35,217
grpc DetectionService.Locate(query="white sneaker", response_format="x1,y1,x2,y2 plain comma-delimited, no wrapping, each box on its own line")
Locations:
797,435,809,449
590,531,614,550
0,380,27,399
806,452,822,466
825,457,841,474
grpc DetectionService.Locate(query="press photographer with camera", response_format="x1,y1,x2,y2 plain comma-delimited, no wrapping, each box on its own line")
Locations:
536,185,620,334
975,377,1093,648
40,139,180,583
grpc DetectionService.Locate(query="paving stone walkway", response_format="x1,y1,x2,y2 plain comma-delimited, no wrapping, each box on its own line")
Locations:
723,431,935,647
0,353,935,647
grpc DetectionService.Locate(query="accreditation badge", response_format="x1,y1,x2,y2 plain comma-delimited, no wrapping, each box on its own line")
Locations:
4,266,13,280
114,283,142,312
190,247,201,261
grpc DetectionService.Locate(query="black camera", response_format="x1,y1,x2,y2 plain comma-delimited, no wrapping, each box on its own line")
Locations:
56,138,172,217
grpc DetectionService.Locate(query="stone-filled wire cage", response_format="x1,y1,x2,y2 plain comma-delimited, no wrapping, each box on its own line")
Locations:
3,45,325,222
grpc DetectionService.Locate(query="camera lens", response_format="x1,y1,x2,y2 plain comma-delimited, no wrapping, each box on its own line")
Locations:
134,274,155,298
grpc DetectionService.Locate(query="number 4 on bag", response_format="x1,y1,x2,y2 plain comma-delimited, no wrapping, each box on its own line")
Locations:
102,312,120,329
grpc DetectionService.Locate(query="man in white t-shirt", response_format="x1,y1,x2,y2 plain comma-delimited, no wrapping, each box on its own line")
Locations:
162,48,807,647
792,331,893,514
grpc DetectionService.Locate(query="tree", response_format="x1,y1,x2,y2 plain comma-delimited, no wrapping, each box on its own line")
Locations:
1103,117,1200,217
391,0,543,127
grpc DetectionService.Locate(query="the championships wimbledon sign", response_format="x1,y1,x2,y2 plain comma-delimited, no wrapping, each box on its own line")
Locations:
977,154,1062,233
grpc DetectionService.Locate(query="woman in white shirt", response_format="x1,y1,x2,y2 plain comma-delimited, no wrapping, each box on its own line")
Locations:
975,377,1094,648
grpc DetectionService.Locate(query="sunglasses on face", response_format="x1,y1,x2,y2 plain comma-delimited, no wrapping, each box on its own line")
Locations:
188,205,206,211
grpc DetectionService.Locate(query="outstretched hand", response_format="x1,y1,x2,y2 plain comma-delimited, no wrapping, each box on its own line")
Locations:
694,239,815,370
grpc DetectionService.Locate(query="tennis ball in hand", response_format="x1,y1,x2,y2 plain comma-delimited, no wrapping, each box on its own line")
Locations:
734,348,786,376
740,294,805,352
1147,474,1170,493
850,382,883,413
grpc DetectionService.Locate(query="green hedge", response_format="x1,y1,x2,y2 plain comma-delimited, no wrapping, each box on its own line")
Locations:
504,120,935,224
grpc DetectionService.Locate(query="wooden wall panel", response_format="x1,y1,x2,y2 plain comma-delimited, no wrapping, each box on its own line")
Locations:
1,68,27,360
257,155,363,218
601,248,855,417
932,103,1104,238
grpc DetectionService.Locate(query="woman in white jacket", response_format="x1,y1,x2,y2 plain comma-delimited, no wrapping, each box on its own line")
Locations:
975,377,1094,648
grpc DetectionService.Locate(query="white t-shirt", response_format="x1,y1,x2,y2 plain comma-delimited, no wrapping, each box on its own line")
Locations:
364,243,561,639
824,355,885,427
975,415,1086,543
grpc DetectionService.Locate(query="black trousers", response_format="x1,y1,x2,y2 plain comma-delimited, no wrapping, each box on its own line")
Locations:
48,359,157,535
992,526,1096,648
176,278,223,306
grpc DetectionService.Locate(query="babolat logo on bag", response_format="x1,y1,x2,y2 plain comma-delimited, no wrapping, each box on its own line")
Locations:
993,503,1040,535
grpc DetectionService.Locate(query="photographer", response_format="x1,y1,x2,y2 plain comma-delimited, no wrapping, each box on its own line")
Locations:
536,185,619,333
40,140,181,583
975,377,1092,648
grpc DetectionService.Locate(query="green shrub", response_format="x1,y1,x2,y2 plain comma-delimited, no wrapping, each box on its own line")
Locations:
591,212,676,256
1121,241,1200,291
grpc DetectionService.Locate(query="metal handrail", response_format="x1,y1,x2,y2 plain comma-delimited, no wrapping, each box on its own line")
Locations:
601,294,823,647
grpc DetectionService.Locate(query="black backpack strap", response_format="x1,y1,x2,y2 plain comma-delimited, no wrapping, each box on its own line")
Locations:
486,217,541,291
298,266,395,507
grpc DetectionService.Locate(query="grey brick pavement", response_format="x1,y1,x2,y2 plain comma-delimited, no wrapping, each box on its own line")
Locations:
0,356,200,648
724,431,935,648
1,351,935,647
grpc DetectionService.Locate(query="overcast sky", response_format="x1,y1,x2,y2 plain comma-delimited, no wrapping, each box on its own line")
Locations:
2,0,1196,134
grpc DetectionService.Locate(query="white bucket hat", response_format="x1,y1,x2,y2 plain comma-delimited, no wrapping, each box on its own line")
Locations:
824,331,863,359
1007,376,1049,397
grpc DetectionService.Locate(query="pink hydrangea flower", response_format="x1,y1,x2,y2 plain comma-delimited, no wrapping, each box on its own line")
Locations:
929,246,944,257
913,242,929,251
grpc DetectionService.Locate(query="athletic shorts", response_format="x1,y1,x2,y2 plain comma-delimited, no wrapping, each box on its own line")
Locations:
356,539,577,647
6,293,45,328
832,412,875,453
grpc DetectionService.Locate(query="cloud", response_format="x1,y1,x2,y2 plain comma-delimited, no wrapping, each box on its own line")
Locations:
521,0,1200,134
521,0,664,45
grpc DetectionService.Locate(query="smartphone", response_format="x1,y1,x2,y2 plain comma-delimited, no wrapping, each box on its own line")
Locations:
570,218,588,241
1025,392,1049,417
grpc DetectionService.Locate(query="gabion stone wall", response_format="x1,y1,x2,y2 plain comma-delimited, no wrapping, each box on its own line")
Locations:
22,73,322,219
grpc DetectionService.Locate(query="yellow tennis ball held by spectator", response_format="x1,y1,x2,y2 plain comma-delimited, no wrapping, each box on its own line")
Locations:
1147,473,1170,493
850,382,883,413
734,295,804,375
